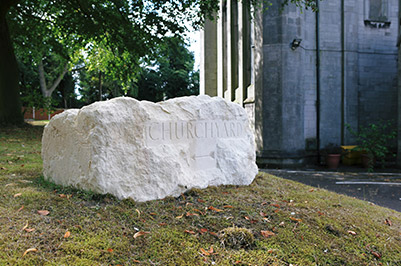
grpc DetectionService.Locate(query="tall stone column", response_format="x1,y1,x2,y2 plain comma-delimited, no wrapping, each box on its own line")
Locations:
217,0,226,98
236,0,245,104
200,18,218,96
252,5,264,154
398,0,401,167
398,48,401,166
236,0,252,105
257,0,306,167
225,0,238,101
225,0,233,100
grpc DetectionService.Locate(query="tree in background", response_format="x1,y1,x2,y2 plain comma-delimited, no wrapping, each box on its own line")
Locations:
17,52,78,110
77,36,198,104
136,37,199,102
76,39,139,105
1,0,318,125
2,0,203,124
52,73,79,109
9,1,82,112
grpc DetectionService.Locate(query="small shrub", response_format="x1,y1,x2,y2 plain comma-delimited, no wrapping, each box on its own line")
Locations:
219,227,255,249
346,121,396,171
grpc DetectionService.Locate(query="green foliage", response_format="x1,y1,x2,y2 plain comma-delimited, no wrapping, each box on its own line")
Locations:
78,36,199,104
53,73,81,108
281,0,320,12
8,0,204,106
136,37,199,102
346,121,397,170
18,56,78,109
79,40,140,96
1,0,320,125
8,0,204,61
78,68,127,105
9,1,80,97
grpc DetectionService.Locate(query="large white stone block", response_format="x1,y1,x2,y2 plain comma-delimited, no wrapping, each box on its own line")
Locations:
42,95,258,202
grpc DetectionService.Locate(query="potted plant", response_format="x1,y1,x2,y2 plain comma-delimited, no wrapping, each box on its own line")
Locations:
323,143,342,169
346,121,396,171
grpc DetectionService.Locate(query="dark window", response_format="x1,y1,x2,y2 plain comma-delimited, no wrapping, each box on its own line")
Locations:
369,0,388,22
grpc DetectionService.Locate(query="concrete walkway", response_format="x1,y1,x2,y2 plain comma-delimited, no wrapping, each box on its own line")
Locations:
262,169,401,213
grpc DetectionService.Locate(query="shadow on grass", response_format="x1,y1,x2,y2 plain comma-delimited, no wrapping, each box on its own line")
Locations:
33,175,115,203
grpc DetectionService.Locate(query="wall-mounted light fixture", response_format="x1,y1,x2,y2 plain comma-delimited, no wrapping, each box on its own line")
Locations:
291,38,302,50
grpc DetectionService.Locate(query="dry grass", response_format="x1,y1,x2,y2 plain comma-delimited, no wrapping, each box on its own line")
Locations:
24,120,49,127
1,126,401,265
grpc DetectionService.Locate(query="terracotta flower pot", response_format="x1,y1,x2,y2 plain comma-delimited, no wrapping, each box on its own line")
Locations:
326,154,341,169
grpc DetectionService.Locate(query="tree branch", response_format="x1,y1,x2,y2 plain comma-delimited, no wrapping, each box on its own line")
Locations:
38,60,69,98
48,63,69,97
71,65,86,72
15,5,56,26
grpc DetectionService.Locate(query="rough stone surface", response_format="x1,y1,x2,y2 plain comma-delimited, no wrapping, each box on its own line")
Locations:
42,95,258,201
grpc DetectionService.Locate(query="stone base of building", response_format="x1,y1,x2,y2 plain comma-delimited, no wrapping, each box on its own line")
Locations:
257,152,401,169
257,157,305,169
256,150,318,168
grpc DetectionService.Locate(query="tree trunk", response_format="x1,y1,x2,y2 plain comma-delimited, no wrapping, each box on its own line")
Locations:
0,13,23,125
38,59,49,97
38,59,69,99
63,88,68,108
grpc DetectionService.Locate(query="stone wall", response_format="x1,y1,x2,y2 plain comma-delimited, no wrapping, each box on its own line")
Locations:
398,0,401,167
201,0,400,167
355,0,398,128
258,0,308,165
22,107,64,121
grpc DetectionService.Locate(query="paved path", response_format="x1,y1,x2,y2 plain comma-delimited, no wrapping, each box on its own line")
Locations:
262,169,401,213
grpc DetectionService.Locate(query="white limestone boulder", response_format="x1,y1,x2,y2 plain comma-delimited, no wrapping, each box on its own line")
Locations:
42,95,258,202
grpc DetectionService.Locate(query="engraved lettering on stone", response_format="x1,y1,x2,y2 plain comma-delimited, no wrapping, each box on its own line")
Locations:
187,122,194,139
175,122,184,139
145,120,245,143
145,120,246,170
148,122,160,140
194,122,202,138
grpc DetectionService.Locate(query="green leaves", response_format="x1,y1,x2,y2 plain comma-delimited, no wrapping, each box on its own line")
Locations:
3,0,318,116
8,0,206,106
136,37,198,102
346,121,396,170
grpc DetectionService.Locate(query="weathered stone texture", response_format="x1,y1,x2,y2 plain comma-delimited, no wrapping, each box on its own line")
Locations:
42,96,258,202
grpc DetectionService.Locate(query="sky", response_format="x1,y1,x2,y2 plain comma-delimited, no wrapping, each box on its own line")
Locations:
187,29,201,71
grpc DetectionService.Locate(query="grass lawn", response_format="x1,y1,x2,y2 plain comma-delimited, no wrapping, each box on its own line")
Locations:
1,126,401,265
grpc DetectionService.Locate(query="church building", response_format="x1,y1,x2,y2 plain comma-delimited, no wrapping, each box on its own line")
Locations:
200,0,400,167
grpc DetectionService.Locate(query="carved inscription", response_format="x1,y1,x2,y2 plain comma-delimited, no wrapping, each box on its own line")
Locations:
144,120,247,170
145,120,245,143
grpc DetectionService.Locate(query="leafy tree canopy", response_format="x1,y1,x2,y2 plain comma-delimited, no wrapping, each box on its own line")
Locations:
136,37,199,102
9,0,203,59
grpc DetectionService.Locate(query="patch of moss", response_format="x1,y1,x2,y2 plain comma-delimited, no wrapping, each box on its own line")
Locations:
219,227,255,249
